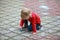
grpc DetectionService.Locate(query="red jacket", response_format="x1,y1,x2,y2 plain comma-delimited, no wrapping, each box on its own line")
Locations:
20,12,41,32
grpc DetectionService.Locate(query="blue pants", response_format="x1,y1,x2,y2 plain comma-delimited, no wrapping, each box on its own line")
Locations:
24,20,41,31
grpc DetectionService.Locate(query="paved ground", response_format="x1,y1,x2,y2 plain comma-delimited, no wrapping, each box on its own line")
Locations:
0,0,60,40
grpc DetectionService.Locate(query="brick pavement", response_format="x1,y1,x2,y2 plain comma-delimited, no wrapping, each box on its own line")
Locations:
0,0,60,40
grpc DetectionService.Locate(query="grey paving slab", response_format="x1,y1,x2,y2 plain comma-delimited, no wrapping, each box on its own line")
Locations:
0,18,4,22
28,35,41,40
9,35,26,40
45,29,57,34
41,22,47,25
37,32,50,37
8,39,15,40
58,25,60,28
41,16,52,20
49,22,58,26
44,24,55,28
7,27,18,31
0,29,11,34
2,16,13,20
0,25,12,29
11,28,25,34
55,20,60,25
22,38,33,40
4,32,18,37
0,35,9,40
2,20,12,25
9,22,18,26
51,27,60,31
14,25,20,28
53,16,60,20
53,32,60,36
21,32,32,37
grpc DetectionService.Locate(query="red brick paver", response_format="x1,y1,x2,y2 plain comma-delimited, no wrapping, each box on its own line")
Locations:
23,35,60,40
45,0,60,16
25,0,60,16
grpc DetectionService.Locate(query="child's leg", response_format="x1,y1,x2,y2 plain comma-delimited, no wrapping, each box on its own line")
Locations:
36,24,42,30
28,24,42,31
24,20,28,28
24,20,32,31
28,24,41,31
36,24,40,30
27,24,32,31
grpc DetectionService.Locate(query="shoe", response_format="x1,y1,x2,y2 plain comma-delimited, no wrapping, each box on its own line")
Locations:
19,28,22,32
40,27,44,31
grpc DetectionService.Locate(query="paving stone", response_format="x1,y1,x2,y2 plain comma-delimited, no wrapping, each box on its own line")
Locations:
0,35,9,40
39,0,45,2
0,25,11,29
22,38,33,40
0,17,5,21
41,18,46,21
41,16,52,20
8,38,15,40
58,25,60,28
2,16,13,20
53,32,60,36
14,20,19,23
9,22,18,26
42,16,52,19
3,20,12,24
0,22,6,27
39,5,49,10
0,28,4,33
8,18,18,21
9,15,18,18
34,35,60,40
51,27,60,31
0,29,11,34
11,35,26,40
49,22,58,26
45,35,60,40
44,20,53,23
7,18,14,21
37,32,50,37
54,16,60,20
41,18,54,24
14,25,19,28
4,32,18,37
12,28,25,34
45,29,57,34
44,24,55,28
41,22,47,25
55,20,60,25
21,32,31,37
8,27,18,31
29,35,41,40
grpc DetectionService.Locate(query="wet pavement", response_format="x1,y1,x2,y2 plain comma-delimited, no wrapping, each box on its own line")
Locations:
0,0,60,40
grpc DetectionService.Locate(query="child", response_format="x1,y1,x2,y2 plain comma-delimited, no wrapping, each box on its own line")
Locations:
20,8,42,34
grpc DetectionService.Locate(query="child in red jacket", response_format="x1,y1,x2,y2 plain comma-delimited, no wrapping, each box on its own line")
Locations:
20,8,42,34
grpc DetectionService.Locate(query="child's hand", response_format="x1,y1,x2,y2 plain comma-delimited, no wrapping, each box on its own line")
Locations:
19,27,22,31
